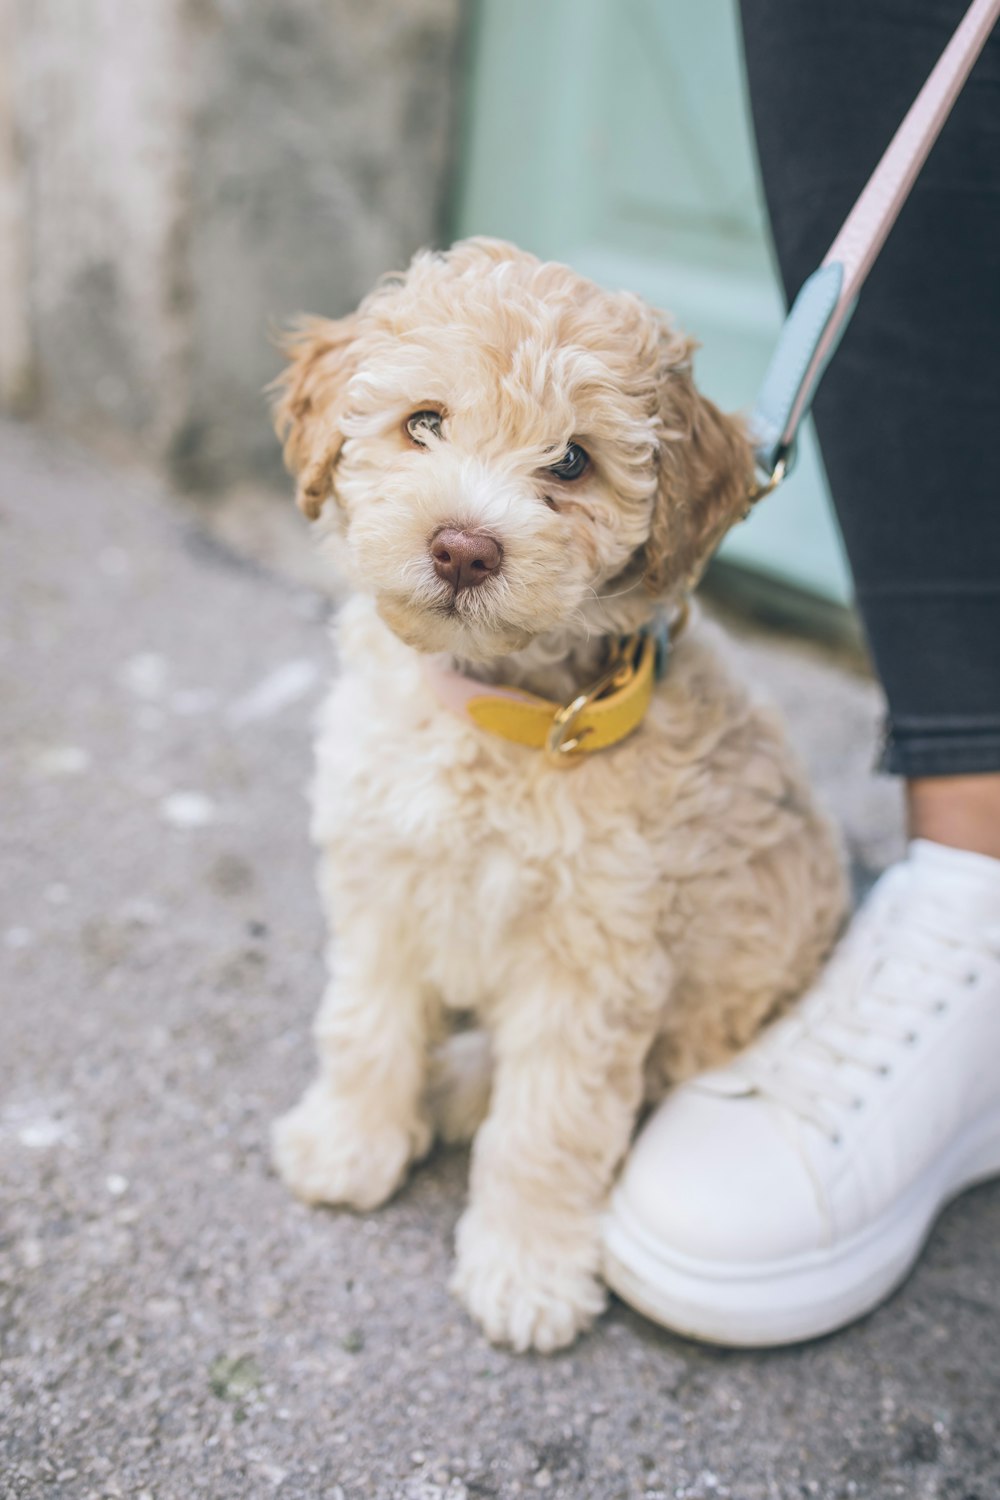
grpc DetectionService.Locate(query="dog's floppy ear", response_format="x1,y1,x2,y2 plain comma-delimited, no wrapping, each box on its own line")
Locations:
271,314,360,520
643,322,755,595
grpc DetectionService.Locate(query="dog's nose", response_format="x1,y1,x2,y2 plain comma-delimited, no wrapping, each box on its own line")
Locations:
430,528,503,592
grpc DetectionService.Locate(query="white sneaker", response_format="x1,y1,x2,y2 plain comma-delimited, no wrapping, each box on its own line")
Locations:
602,839,1000,1347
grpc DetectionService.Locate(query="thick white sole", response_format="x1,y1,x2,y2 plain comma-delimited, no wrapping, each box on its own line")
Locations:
601,1105,1000,1348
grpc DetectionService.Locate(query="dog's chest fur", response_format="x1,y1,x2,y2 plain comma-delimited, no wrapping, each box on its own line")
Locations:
311,602,698,1008
308,598,827,1025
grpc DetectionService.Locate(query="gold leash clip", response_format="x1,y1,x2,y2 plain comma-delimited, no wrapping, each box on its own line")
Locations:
746,453,788,513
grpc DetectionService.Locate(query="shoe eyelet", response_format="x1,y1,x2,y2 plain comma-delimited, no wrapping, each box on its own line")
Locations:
877,1064,892,1078
851,1098,865,1111
934,1000,949,1015
830,1132,843,1147
964,971,978,987
904,1031,918,1046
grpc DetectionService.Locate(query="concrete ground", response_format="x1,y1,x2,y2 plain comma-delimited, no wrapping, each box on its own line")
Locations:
1,417,997,1500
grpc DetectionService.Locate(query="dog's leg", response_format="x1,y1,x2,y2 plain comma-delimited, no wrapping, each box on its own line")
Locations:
272,939,433,1211
451,955,669,1353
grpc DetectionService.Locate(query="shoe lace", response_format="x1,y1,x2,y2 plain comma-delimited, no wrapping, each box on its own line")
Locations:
734,871,1000,1144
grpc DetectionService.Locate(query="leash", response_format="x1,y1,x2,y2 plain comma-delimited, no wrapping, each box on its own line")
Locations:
746,0,1000,503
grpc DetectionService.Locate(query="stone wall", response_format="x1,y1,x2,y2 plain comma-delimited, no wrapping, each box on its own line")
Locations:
0,0,466,486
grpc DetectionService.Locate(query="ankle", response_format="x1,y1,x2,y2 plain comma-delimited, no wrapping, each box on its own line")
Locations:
907,775,1000,861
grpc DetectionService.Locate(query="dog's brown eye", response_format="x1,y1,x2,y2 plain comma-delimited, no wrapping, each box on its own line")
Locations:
406,410,443,447
547,443,589,481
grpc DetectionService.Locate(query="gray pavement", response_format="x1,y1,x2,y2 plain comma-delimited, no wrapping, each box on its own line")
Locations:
1,418,997,1500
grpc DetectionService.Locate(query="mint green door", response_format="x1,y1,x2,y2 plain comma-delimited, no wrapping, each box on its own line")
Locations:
454,0,851,603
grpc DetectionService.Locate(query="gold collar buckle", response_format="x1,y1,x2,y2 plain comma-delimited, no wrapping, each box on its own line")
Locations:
544,634,643,768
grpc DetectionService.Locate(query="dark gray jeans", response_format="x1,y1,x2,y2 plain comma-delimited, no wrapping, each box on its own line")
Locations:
739,0,1000,776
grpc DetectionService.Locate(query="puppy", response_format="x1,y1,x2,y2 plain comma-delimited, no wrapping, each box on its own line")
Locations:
270,238,846,1352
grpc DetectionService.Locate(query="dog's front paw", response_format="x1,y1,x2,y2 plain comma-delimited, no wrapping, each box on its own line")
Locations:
272,1081,431,1211
451,1208,606,1353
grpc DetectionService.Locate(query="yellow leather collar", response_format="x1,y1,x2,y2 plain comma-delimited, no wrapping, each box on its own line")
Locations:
426,615,682,767
468,632,656,765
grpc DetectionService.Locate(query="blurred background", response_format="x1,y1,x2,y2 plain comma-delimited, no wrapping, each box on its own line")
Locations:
0,0,852,613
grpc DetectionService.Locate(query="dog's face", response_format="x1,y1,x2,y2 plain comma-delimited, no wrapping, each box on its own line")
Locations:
274,239,751,659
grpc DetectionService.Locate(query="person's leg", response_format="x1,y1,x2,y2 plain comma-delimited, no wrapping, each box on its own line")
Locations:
908,776,1000,857
601,0,1000,1345
740,0,1000,811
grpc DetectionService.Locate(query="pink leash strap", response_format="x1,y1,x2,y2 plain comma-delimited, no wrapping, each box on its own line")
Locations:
750,0,1000,482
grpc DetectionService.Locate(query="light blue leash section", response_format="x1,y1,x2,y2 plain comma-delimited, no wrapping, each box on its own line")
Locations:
748,263,854,480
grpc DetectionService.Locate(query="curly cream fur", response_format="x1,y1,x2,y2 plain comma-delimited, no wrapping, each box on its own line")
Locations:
270,239,847,1353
